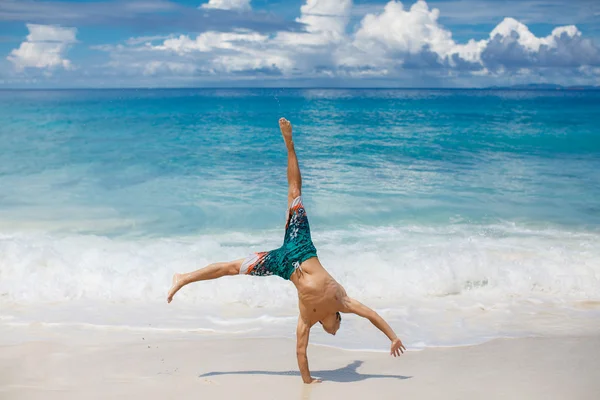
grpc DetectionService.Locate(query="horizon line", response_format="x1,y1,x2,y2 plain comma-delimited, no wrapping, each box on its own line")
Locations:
1,86,599,91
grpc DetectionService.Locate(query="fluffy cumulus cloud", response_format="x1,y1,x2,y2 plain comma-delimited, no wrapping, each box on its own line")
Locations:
94,0,600,84
352,1,456,61
200,0,252,12
482,18,600,70
7,24,77,71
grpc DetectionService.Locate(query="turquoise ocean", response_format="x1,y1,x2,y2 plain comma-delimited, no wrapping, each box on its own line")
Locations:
1,89,599,349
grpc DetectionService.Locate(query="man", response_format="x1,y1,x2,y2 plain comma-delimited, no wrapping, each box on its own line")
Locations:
167,118,406,384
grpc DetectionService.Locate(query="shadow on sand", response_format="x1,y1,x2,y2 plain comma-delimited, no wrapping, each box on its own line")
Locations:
199,360,411,383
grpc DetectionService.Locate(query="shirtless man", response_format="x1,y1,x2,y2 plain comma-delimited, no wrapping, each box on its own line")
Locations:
167,118,406,384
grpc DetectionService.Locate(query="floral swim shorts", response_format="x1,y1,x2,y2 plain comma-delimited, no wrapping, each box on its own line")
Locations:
239,196,317,280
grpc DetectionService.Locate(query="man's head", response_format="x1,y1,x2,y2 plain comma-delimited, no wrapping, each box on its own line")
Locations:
319,312,341,335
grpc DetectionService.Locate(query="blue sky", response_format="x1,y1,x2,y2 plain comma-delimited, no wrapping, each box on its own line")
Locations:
1,0,599,87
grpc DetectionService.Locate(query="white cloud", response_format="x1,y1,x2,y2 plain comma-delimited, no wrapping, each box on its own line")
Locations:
353,1,454,57
489,18,579,52
268,0,352,72
156,30,269,54
341,0,489,71
482,17,600,70
200,0,251,12
95,0,600,84
7,24,77,71
296,0,352,36
150,30,289,74
451,39,487,64
344,0,457,70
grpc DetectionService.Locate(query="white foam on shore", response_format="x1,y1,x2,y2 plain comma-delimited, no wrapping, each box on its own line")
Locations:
1,223,598,304
1,223,599,349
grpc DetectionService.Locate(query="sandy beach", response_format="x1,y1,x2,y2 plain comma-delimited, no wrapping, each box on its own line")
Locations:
2,327,599,400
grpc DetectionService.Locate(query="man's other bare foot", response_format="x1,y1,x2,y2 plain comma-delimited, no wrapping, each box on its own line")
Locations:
279,118,293,145
167,273,182,303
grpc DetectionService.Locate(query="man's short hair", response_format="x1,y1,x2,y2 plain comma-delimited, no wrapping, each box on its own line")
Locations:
319,312,341,324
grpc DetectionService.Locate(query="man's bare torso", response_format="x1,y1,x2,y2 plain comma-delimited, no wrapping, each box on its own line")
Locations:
289,257,346,326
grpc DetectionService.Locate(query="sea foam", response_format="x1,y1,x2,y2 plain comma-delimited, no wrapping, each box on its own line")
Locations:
1,223,598,305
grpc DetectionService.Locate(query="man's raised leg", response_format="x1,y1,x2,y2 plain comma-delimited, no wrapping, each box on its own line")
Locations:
279,118,302,207
167,259,243,303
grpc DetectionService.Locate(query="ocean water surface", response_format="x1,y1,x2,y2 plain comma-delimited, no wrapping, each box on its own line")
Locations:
1,89,599,349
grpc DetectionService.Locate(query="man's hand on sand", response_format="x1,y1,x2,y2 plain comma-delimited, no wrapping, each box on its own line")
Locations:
391,338,406,357
306,377,322,384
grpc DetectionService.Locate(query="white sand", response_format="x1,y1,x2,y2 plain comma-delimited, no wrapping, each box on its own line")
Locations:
1,327,599,400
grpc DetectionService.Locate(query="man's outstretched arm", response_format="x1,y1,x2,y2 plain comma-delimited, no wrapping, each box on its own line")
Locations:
342,297,406,357
296,317,321,384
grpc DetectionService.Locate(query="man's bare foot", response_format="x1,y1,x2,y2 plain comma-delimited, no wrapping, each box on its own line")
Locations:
167,273,183,303
279,118,293,145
